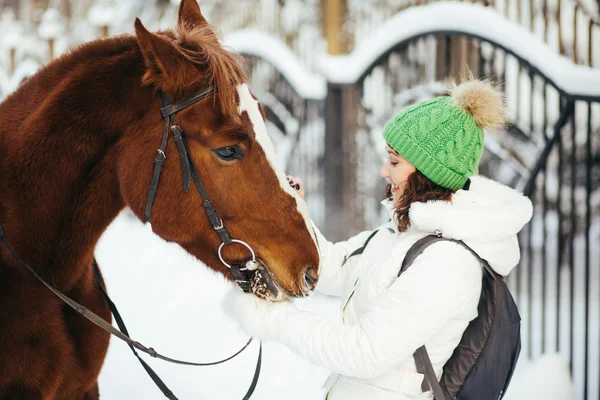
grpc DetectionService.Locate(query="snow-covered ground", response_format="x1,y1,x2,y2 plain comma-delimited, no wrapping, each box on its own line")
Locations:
96,210,576,400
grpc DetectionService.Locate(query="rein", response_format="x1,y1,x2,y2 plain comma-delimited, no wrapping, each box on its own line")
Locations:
0,226,260,399
0,86,265,399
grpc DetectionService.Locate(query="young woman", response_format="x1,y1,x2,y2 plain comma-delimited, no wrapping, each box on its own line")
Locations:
224,78,533,400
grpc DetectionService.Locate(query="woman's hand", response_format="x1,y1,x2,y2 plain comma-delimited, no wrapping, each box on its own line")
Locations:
286,175,305,199
223,288,297,340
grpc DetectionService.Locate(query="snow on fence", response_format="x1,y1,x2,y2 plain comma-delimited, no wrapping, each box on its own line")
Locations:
320,2,600,99
224,30,326,100
345,0,600,68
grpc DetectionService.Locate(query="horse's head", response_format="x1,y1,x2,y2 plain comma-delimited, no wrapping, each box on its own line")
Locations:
117,0,319,300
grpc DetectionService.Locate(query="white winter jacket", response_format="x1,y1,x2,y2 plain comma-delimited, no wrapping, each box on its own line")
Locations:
232,176,533,400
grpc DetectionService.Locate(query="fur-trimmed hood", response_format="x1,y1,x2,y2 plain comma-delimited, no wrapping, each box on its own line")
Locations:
407,175,533,276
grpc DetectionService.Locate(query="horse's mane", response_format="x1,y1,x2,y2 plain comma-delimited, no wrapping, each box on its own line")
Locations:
173,22,247,116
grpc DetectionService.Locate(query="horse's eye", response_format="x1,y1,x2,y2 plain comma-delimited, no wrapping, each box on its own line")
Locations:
215,146,242,161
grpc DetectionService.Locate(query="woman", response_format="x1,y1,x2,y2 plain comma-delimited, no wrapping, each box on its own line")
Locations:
224,78,533,399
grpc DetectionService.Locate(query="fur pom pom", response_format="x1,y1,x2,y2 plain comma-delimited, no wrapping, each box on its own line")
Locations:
451,79,507,131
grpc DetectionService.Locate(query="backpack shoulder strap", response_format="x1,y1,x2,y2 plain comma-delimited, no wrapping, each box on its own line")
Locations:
414,346,447,400
343,229,379,264
399,235,494,277
399,235,447,276
400,235,491,400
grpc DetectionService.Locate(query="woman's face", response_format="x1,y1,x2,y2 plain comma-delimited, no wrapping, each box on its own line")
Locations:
380,144,417,204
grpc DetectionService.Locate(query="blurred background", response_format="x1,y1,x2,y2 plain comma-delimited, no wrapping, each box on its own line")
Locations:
1,0,599,399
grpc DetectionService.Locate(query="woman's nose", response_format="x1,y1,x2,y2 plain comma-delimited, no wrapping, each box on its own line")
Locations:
380,164,388,178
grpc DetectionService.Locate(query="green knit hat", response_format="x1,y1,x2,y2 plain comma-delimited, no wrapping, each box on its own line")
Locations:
383,79,506,189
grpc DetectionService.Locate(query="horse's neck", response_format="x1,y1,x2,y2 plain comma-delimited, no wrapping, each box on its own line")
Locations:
0,38,146,290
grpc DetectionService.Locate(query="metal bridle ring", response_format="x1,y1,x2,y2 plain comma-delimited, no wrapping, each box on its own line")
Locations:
218,240,256,269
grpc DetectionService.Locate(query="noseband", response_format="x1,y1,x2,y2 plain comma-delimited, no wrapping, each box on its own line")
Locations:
144,87,256,293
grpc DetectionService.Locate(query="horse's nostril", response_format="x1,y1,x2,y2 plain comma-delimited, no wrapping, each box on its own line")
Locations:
303,265,319,291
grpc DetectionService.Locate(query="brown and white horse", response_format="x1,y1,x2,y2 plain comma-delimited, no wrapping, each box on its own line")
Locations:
0,1,319,398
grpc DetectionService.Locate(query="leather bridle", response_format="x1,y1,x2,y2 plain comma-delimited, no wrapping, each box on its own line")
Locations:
145,87,258,293
0,86,265,400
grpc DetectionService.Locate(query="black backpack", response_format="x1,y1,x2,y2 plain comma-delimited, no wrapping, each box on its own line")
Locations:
401,235,521,400
348,231,521,399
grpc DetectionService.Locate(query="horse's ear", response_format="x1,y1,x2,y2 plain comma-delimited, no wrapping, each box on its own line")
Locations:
178,0,207,31
134,18,189,86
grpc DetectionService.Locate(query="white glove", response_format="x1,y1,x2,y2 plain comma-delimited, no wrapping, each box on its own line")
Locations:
222,288,297,340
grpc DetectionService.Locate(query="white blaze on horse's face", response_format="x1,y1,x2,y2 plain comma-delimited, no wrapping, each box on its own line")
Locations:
236,84,318,246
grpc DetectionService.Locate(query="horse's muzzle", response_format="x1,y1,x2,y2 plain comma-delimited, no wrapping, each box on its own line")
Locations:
248,261,318,301
249,264,286,301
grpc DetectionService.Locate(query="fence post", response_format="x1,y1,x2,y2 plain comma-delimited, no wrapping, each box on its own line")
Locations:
9,47,16,76
324,84,344,240
322,0,348,55
322,0,353,240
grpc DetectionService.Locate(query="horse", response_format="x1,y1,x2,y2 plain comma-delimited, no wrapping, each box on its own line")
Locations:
0,1,320,398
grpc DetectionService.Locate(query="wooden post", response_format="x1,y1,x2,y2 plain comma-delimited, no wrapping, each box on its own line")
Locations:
436,35,481,82
324,83,345,240
324,82,365,241
573,4,579,64
340,84,364,236
9,47,16,76
322,0,353,239
436,36,451,81
322,0,348,55
47,38,55,60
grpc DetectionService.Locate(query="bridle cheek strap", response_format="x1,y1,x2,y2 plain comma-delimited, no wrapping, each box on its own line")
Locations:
145,89,235,243
145,89,248,285
171,125,191,192
143,110,170,223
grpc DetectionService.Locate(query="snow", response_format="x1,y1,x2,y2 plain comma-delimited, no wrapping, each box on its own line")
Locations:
578,0,600,23
88,2,116,27
223,29,327,100
503,354,575,400
259,91,300,169
0,8,23,49
319,2,600,99
280,0,303,36
0,58,40,97
37,8,65,39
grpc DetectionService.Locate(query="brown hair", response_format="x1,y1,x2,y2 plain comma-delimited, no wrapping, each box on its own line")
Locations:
385,170,456,232
176,23,247,116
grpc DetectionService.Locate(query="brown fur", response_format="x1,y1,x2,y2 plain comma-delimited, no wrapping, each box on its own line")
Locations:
451,77,507,131
0,1,318,398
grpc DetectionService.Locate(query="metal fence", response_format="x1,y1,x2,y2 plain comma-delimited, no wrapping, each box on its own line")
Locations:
518,94,600,400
